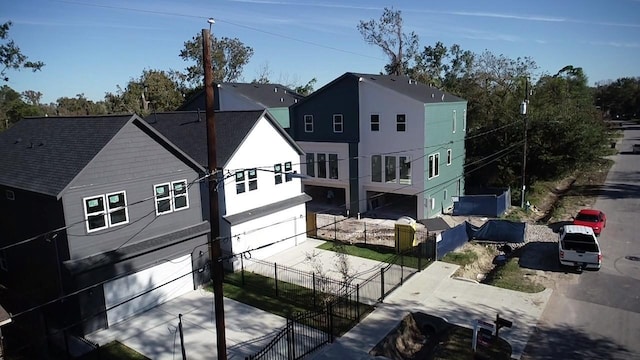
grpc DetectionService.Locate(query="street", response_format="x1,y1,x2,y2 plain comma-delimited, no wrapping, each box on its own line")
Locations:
523,121,640,359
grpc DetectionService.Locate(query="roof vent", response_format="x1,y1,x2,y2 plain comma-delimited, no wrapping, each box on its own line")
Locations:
197,108,202,122
14,138,22,144
39,140,46,146
441,94,445,101
358,77,364,82
280,97,284,102
274,87,278,92
294,99,298,103
408,79,412,84
431,93,435,98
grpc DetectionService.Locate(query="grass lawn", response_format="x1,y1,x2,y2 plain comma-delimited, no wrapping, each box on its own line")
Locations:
316,241,431,269
440,249,478,267
484,258,545,293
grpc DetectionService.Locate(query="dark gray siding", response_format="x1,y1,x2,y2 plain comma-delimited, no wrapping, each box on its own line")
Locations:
291,76,360,142
62,122,205,260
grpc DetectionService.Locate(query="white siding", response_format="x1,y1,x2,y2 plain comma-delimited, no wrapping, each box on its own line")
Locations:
228,203,307,269
223,115,304,216
357,80,428,216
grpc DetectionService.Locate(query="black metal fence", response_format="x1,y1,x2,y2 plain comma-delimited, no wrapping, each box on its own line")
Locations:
243,245,433,360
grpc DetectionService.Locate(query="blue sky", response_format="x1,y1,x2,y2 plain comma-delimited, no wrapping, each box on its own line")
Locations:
2,0,640,104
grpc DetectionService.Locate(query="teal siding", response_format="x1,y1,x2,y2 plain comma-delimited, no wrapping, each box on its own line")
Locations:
423,101,467,217
267,107,291,129
290,76,360,142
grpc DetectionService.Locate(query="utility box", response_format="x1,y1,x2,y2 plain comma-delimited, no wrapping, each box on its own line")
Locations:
395,216,417,253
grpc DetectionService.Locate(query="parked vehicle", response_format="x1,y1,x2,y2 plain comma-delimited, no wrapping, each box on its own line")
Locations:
559,225,602,272
572,209,606,236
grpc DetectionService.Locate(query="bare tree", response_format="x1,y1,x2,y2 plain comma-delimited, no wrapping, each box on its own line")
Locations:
357,8,419,76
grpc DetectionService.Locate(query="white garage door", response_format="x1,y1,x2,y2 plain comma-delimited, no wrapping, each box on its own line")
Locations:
104,254,194,325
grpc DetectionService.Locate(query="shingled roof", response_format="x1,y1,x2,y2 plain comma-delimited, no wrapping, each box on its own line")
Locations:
0,115,134,197
144,110,303,169
351,73,465,103
179,83,303,111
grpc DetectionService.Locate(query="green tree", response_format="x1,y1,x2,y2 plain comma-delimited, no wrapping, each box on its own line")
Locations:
105,69,184,115
1,21,44,82
357,7,419,76
179,32,254,86
0,85,42,130
55,94,106,116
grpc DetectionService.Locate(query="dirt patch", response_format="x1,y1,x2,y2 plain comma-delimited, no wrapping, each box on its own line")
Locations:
449,242,501,282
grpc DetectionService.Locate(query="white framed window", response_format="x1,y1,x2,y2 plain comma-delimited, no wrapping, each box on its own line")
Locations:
328,155,338,179
248,169,258,191
274,163,283,184
463,109,467,131
106,191,129,227
447,149,452,166
5,190,15,201
333,114,343,133
154,183,172,215
172,180,189,211
396,114,406,132
452,110,457,133
371,155,382,182
84,195,108,233
431,197,435,210
304,115,313,132
428,153,440,179
306,153,315,177
154,180,189,215
399,156,411,185
284,162,293,182
235,171,246,194
370,114,380,131
385,156,396,183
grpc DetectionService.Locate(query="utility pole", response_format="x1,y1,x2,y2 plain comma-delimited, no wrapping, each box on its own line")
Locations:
520,79,529,209
203,25,227,359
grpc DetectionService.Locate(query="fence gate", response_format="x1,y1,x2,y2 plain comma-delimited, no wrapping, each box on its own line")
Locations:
306,211,317,237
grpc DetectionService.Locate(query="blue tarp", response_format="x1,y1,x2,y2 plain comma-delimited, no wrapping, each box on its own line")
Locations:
437,223,468,260
466,220,526,243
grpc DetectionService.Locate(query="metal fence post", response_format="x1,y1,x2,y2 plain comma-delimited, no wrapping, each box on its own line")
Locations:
240,255,245,286
327,302,334,343
334,216,337,241
356,284,360,322
274,262,279,298
364,222,367,244
380,268,385,302
312,272,317,308
400,253,404,285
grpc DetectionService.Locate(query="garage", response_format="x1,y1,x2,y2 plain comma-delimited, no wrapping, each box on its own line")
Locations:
103,254,194,325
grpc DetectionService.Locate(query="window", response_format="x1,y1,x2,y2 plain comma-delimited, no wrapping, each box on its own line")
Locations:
284,162,293,182
304,115,313,132
430,197,435,210
428,153,440,179
154,180,189,215
274,163,283,184
371,155,382,182
385,156,396,183
306,153,315,177
333,114,343,133
84,195,107,232
463,109,467,131
329,154,339,179
248,169,258,191
106,191,128,226
84,191,129,232
447,149,452,166
317,153,327,178
172,181,188,210
399,156,411,185
396,114,406,132
235,171,246,194
5,190,14,201
370,114,380,131
452,110,457,133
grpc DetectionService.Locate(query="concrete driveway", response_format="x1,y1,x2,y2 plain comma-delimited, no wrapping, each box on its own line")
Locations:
86,289,287,360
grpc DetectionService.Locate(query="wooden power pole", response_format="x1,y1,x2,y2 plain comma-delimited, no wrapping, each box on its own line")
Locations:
203,27,227,360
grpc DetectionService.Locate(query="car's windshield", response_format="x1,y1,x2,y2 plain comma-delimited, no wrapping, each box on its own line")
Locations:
575,213,599,222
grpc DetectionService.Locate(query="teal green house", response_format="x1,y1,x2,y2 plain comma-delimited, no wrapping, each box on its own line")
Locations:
290,73,467,219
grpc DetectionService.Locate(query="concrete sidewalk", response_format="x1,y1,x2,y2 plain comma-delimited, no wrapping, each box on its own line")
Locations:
312,261,552,360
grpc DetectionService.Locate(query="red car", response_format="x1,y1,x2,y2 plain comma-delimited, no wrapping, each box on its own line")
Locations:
573,209,607,236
